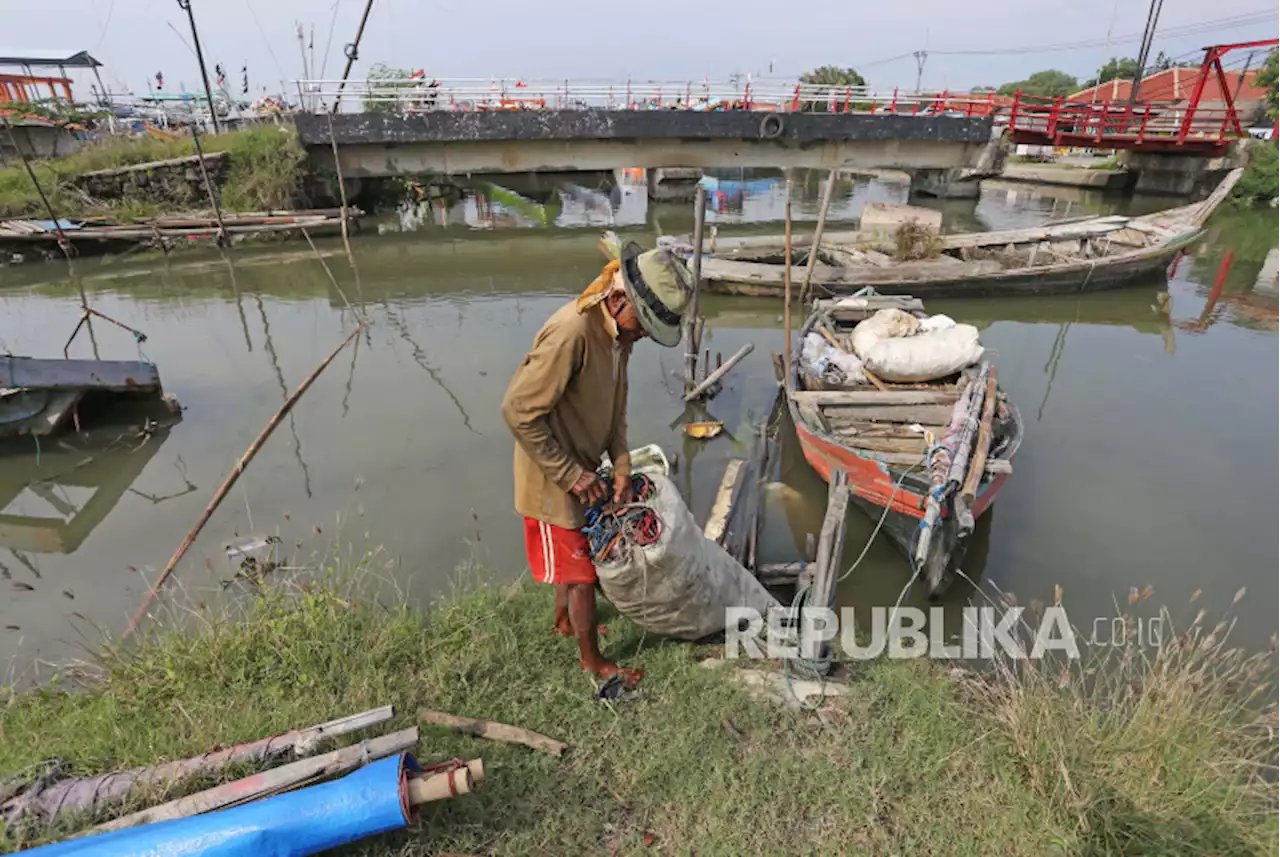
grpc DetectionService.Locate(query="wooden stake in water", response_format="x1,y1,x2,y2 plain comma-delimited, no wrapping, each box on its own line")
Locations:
684,183,708,393
801,168,837,304
783,178,793,382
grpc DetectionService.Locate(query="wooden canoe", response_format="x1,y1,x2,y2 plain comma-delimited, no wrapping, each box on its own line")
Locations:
665,168,1241,299
786,295,1023,596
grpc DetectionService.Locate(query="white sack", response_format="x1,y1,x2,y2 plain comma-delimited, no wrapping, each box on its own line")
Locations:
801,332,865,386
861,326,985,382
595,475,780,641
850,308,919,358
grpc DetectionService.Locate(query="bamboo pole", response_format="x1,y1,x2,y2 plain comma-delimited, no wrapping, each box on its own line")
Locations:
324,110,356,262
5,706,394,822
800,168,837,304
124,321,369,638
960,367,999,503
683,342,754,402
783,178,793,382
684,183,708,393
85,727,418,835
188,126,228,247
420,710,567,756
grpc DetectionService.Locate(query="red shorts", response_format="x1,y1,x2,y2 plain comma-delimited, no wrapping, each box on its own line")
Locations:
524,517,597,585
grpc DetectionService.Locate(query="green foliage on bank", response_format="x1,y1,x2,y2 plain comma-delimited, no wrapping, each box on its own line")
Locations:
1,569,1274,855
1232,141,1279,206
0,124,306,220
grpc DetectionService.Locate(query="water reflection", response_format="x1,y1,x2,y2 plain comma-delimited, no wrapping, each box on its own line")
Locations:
0,413,183,556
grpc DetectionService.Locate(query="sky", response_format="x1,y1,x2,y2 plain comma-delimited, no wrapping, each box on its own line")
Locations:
4,0,1278,100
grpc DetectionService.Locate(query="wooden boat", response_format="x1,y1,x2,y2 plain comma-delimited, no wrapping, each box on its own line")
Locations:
0,356,165,439
663,168,1242,299
0,208,363,259
786,294,1023,596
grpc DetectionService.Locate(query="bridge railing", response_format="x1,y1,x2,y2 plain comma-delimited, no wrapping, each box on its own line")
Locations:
294,77,1252,148
294,77,1008,117
1005,91,1247,146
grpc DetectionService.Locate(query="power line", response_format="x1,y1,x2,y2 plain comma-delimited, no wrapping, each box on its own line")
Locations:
926,9,1277,57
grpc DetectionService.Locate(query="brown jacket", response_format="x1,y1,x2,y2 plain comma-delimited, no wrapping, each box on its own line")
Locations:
501,299,631,530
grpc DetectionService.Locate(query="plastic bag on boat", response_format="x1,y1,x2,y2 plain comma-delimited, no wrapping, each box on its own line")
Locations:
594,475,780,641
800,333,866,386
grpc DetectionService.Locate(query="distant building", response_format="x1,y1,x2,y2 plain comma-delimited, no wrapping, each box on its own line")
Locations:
1067,68,1268,124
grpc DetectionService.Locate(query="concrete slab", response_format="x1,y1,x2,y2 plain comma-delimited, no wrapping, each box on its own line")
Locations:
298,110,995,176
1002,163,1130,191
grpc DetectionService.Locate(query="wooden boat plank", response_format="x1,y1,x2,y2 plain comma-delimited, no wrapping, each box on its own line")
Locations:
791,390,959,406
703,460,745,544
823,404,955,424
0,357,160,392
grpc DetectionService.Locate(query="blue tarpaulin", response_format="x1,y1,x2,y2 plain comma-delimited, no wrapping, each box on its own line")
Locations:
20,753,417,857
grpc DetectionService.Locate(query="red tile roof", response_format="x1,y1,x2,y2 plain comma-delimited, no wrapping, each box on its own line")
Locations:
1068,68,1265,104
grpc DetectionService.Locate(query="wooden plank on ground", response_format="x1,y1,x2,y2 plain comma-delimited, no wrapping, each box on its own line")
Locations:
0,358,160,392
704,459,745,544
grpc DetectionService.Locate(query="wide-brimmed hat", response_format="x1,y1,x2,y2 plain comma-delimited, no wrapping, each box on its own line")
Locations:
618,241,692,347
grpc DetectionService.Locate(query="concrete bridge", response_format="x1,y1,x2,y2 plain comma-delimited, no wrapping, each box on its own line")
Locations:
293,110,996,179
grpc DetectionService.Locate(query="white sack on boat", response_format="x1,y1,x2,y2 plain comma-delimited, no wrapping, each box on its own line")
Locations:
918,314,957,332
850,309,920,358
596,475,780,640
801,333,866,385
862,326,984,382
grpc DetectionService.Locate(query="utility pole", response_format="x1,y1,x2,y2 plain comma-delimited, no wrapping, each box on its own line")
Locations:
177,0,221,133
332,0,376,113
1129,0,1166,106
913,50,928,93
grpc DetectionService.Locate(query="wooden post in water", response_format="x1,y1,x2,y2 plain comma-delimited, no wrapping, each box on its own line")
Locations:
783,178,793,383
802,469,849,665
800,168,838,304
684,183,708,393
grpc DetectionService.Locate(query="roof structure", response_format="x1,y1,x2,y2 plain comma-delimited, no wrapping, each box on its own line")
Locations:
0,50,102,69
1068,69,1265,104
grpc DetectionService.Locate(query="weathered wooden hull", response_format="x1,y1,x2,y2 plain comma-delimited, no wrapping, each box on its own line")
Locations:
705,231,1197,299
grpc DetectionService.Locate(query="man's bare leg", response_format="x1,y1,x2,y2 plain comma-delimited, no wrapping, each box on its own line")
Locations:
553,584,573,637
568,582,641,684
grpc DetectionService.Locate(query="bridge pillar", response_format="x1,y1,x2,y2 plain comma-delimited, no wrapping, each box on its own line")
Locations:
647,168,703,201
908,168,982,199
1121,146,1245,197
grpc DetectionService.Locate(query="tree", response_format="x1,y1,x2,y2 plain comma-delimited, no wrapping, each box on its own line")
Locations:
997,70,1078,99
800,66,866,88
1256,49,1279,120
1151,51,1198,72
969,86,996,94
1084,57,1139,88
798,66,866,112
362,63,424,114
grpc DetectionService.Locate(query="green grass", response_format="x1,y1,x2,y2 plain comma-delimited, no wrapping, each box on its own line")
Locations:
1,569,1275,856
0,125,306,220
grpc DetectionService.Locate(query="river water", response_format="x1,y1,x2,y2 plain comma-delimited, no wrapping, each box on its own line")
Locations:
1,170,1276,680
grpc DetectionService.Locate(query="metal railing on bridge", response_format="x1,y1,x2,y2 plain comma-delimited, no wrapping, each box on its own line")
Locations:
296,73,1262,153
